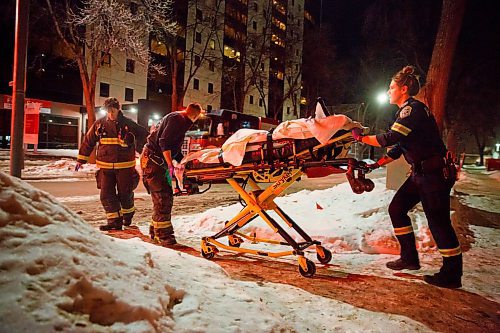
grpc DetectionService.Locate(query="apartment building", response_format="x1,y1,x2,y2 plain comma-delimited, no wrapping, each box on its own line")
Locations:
179,0,319,122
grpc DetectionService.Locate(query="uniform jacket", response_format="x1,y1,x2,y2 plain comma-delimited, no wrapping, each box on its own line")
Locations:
77,111,149,169
145,111,194,162
376,97,446,165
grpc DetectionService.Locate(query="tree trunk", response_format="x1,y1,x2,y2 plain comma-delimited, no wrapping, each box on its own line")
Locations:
418,0,467,133
171,59,179,112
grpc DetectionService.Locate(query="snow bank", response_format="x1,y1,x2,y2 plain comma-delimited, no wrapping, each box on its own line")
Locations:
175,178,437,256
0,172,432,332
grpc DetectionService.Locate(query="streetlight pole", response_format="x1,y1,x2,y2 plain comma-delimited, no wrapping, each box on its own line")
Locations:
10,0,30,178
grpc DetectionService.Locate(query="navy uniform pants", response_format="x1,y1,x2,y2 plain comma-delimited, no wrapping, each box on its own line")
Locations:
389,172,462,277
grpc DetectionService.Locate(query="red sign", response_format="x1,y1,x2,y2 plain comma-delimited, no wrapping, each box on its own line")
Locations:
24,102,41,144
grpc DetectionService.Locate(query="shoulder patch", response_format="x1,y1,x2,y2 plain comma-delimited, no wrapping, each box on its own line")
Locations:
399,106,412,118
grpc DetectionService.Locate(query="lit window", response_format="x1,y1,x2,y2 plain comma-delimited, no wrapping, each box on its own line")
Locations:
210,39,215,49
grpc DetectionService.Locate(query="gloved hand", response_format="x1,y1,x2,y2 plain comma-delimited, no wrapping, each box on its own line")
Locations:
351,127,364,142
75,162,82,172
366,162,380,171
165,165,175,186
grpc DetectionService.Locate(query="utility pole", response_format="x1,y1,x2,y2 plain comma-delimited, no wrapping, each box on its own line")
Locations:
10,0,30,178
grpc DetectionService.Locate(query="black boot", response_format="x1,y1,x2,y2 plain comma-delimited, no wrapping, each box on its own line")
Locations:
387,233,420,270
99,222,122,231
386,258,421,270
424,254,462,289
423,273,462,288
99,217,123,231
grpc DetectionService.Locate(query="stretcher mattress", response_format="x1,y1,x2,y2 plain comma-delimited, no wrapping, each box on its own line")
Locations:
181,114,364,169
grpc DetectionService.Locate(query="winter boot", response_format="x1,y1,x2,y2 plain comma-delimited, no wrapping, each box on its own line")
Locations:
424,254,462,289
155,227,177,247
99,218,123,231
386,258,421,270
123,218,132,227
387,233,420,270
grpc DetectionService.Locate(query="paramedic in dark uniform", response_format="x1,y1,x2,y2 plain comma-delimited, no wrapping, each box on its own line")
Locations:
76,97,149,231
140,103,203,246
352,66,462,288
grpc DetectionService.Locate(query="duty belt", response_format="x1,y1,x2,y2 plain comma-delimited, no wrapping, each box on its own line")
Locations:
411,155,445,175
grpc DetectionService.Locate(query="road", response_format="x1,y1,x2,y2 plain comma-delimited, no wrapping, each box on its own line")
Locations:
27,170,385,228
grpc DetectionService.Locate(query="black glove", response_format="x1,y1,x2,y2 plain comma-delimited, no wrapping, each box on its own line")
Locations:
351,127,363,141
366,162,380,171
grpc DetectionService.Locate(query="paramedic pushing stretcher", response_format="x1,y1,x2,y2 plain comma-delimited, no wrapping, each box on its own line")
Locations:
352,66,462,289
76,97,149,231
141,103,203,246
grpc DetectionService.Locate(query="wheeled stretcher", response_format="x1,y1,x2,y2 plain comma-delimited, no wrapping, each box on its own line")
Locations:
177,113,375,277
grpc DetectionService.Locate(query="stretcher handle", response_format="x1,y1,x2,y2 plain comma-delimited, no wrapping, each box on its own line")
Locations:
317,97,330,116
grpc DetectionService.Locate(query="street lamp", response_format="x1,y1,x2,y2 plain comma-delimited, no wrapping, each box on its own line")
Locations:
376,92,388,105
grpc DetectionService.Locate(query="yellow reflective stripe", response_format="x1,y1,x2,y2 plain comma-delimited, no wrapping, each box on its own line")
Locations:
394,225,414,236
391,122,412,136
439,246,462,257
120,207,135,214
77,154,90,161
99,138,128,147
96,160,136,169
151,220,172,229
106,211,121,219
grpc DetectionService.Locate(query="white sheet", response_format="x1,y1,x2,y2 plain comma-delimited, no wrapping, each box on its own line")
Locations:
181,114,362,167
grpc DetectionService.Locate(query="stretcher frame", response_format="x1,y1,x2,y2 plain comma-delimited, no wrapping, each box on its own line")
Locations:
180,129,374,277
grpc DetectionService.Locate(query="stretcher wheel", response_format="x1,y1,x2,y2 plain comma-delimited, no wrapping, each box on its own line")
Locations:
316,248,332,264
201,245,217,259
228,235,243,247
363,179,375,192
298,259,316,278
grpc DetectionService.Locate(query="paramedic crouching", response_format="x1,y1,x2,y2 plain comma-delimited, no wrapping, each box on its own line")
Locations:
140,103,203,247
352,65,462,289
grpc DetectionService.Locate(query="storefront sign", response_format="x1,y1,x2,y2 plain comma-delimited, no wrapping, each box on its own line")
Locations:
2,95,52,110
24,102,41,145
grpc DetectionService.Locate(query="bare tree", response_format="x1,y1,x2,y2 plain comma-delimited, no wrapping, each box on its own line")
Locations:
45,0,173,128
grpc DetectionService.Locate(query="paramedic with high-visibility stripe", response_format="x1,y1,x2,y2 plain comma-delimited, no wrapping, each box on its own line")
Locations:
75,97,149,231
351,65,462,289
140,102,203,247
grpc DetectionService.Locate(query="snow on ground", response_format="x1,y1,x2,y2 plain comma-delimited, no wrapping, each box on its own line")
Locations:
171,178,500,303
454,170,500,213
0,171,433,332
